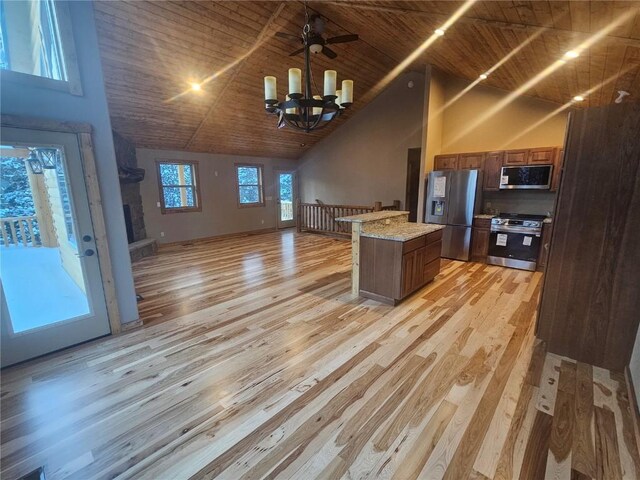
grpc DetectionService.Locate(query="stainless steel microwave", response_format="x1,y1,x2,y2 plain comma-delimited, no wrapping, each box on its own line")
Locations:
499,165,553,190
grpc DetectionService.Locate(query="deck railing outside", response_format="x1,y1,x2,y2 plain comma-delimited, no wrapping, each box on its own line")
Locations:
281,201,294,221
297,200,401,237
0,216,41,247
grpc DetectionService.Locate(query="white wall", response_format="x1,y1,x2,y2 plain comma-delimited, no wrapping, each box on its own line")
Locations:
137,148,297,244
298,71,425,207
1,1,138,324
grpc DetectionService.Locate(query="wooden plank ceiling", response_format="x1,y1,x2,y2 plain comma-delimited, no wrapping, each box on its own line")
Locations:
93,1,640,159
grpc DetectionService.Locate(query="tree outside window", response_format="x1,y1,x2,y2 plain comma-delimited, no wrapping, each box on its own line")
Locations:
236,164,264,207
156,161,201,214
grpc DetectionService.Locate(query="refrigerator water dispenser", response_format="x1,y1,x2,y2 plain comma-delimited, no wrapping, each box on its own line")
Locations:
432,200,445,216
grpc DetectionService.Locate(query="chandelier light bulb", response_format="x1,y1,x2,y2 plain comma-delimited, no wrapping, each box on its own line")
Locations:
573,95,585,102
435,28,446,36
479,73,488,80
564,50,580,59
191,83,202,92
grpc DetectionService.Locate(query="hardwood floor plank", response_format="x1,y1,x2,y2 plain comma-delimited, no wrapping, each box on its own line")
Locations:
573,362,597,478
595,406,623,480
519,410,553,480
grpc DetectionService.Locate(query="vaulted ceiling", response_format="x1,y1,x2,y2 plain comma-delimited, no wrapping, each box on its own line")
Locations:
93,1,640,159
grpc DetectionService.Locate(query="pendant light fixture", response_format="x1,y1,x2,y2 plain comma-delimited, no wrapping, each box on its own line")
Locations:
263,4,355,133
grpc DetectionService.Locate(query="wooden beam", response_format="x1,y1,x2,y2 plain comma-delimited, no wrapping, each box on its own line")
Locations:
320,1,640,49
184,2,286,149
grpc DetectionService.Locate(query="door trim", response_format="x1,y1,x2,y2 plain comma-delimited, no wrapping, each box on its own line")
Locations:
1,115,122,334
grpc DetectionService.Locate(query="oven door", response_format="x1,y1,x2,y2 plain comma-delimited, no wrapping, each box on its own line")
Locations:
487,226,541,271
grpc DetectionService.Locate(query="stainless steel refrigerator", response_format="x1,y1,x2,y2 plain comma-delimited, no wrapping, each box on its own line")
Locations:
425,170,483,261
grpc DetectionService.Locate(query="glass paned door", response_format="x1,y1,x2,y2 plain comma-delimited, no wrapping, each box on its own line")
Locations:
276,171,296,229
0,128,110,367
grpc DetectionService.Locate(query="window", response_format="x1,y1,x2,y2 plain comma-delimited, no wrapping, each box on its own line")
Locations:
0,0,82,94
156,161,201,213
236,164,264,207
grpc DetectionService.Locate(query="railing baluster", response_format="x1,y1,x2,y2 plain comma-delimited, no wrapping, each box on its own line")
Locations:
0,221,7,247
18,219,27,246
8,220,18,246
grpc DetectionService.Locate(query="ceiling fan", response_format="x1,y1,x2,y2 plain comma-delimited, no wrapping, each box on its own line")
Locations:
276,14,359,59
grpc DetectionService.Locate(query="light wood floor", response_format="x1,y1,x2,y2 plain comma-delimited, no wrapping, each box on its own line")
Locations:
2,231,639,479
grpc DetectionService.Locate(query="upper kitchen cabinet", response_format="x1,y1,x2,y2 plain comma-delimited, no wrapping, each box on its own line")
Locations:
458,152,485,170
504,149,529,165
434,154,459,170
528,147,556,165
483,151,504,191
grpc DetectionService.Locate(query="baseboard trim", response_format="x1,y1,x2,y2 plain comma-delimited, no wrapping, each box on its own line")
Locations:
624,366,640,461
159,227,278,248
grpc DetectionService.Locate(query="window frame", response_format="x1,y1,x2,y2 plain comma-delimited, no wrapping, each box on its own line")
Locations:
155,160,202,214
0,0,83,96
235,163,265,208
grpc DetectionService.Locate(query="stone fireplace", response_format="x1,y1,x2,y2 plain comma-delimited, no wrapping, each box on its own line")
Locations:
113,131,157,262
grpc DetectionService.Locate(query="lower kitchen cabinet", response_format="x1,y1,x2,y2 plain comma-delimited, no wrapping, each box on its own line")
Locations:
360,229,442,305
471,217,491,262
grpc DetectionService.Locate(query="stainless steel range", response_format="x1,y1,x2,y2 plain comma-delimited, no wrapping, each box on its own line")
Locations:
487,213,546,271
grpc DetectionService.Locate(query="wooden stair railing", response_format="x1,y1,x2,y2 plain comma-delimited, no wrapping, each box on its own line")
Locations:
296,199,402,237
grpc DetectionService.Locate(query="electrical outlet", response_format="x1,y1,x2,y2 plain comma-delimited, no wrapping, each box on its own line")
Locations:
215,171,218,176
160,232,165,237
261,220,265,225
157,201,161,208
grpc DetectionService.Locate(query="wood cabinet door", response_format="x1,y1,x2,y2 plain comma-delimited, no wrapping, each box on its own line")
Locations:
434,154,459,171
471,228,490,261
401,246,426,298
458,152,485,170
551,148,564,192
483,151,504,191
528,147,556,165
504,149,529,165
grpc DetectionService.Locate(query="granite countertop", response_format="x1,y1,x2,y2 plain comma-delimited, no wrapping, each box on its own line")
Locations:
336,210,410,223
361,222,446,241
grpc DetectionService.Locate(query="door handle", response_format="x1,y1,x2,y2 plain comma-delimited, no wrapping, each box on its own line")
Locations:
77,249,95,258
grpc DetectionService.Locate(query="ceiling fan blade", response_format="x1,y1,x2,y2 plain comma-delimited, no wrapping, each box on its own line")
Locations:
326,34,359,45
322,46,337,59
276,31,300,41
289,47,305,57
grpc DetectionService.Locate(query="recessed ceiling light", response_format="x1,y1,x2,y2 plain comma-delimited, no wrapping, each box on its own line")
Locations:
435,28,445,36
191,83,202,91
573,95,585,102
564,50,580,59
479,73,488,80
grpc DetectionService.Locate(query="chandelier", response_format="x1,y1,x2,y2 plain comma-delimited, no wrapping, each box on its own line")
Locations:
263,9,354,133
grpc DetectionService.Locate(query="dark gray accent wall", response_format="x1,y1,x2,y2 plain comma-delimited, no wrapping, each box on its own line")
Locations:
298,71,425,207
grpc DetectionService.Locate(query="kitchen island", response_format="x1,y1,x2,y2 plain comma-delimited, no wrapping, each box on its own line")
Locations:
336,211,445,304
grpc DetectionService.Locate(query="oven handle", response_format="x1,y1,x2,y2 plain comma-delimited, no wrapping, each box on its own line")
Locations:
491,225,541,236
